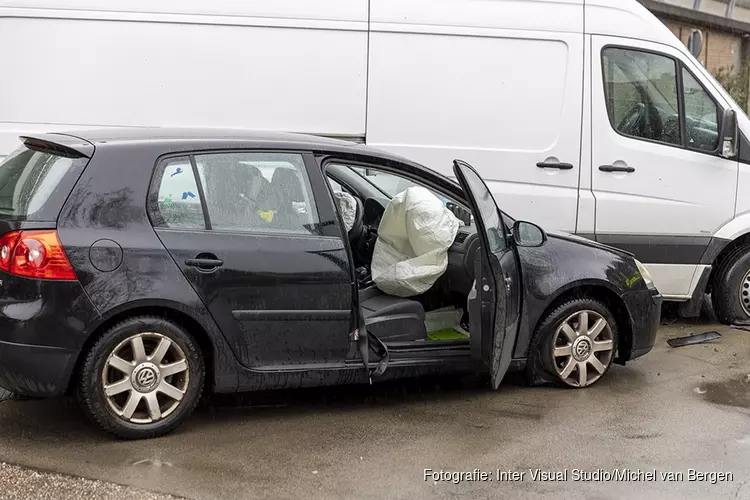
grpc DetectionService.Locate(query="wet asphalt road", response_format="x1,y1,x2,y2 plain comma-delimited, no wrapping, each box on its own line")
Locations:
0,319,749,500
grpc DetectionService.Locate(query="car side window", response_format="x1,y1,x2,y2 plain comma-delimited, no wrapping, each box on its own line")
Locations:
602,48,681,146
682,68,719,152
194,152,321,235
150,157,205,229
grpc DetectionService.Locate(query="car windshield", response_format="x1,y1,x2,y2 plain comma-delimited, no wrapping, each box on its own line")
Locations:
348,166,521,227
350,167,425,198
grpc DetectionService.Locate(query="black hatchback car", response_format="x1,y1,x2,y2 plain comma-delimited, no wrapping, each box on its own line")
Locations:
0,129,661,439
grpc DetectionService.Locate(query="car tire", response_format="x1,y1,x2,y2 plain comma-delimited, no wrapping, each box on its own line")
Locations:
526,298,617,388
711,245,750,325
76,316,204,439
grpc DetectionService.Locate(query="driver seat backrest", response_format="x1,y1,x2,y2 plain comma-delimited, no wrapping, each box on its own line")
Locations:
207,159,268,228
259,167,305,230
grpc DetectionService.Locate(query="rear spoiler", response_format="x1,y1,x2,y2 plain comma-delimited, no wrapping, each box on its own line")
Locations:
19,134,94,159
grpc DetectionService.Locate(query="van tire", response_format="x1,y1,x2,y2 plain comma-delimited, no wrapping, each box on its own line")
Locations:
526,298,617,388
711,246,750,325
76,316,204,440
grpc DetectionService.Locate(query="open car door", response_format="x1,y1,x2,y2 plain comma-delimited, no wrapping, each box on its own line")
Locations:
453,160,521,390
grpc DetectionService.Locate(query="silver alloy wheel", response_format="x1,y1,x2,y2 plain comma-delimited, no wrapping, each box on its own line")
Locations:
551,310,614,388
102,332,189,424
739,269,750,316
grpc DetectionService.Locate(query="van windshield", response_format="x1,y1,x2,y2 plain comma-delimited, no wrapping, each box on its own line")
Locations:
0,145,88,221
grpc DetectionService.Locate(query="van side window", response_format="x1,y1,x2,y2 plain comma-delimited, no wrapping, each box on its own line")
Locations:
150,157,206,229
602,48,681,146
682,68,719,152
194,152,321,235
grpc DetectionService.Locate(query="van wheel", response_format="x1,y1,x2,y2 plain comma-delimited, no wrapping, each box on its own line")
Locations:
711,245,750,324
526,298,617,388
76,316,204,439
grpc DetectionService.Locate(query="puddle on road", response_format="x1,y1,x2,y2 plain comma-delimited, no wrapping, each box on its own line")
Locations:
699,375,750,409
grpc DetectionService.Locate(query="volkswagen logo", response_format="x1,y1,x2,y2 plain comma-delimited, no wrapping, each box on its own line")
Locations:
572,337,592,361
132,363,160,392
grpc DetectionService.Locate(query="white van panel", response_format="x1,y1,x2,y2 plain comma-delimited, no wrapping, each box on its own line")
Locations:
367,30,584,232
0,0,368,23
714,210,750,241
586,0,677,45
590,35,735,238
647,264,699,300
0,16,367,154
576,35,594,234
371,0,583,34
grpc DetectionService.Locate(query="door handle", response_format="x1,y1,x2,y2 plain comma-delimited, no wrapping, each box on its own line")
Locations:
536,161,574,170
185,258,224,269
599,165,635,173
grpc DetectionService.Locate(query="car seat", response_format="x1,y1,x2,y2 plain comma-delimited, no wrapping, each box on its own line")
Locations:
205,158,269,229
359,286,426,343
258,168,306,231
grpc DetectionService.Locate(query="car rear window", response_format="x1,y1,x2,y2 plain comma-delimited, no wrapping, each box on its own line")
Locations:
0,144,89,221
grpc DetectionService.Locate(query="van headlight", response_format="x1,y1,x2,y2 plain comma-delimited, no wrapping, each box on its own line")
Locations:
635,260,656,290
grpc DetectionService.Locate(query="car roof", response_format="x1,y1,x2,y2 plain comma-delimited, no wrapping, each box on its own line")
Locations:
22,127,437,171
63,127,353,147
20,127,466,199
26,127,402,160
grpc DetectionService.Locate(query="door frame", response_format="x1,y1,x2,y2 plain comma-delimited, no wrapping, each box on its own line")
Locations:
452,159,522,389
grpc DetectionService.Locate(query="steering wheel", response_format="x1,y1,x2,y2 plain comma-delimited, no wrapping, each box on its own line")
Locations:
618,103,646,135
618,102,664,140
348,195,365,245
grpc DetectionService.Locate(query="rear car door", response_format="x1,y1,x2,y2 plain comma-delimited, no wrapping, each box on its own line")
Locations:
149,151,354,369
452,161,521,389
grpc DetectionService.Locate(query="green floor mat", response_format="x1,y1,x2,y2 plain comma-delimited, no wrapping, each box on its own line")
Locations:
427,328,469,341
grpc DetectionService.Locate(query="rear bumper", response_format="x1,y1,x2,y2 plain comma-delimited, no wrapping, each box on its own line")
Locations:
621,288,662,361
0,340,78,397
0,273,99,396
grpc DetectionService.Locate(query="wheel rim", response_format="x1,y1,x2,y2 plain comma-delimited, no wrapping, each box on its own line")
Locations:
102,333,189,424
551,310,614,388
739,270,750,316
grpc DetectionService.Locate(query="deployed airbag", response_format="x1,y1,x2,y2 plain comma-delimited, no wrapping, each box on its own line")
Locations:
372,187,460,297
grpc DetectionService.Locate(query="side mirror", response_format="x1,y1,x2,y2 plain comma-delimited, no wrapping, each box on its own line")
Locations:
512,220,546,247
720,108,738,159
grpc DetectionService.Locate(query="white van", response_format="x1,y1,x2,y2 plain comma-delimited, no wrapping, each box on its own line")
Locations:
0,0,748,322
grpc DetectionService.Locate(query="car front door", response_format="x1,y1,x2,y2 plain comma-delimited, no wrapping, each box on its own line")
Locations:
452,160,521,389
149,151,355,370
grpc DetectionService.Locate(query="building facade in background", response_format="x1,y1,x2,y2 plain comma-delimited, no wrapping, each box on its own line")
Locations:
641,0,750,109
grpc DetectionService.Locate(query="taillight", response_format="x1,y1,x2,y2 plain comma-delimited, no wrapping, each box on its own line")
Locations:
0,231,21,272
0,230,77,280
